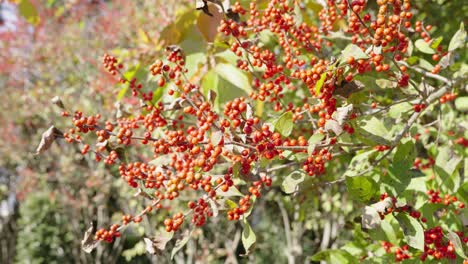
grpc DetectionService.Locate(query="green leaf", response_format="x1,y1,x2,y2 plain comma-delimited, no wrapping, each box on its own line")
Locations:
454,97,468,112
311,249,358,263
395,213,425,251
232,162,241,177
224,199,238,209
307,133,325,155
215,49,239,65
215,63,252,93
415,39,436,54
201,70,220,109
340,44,369,64
315,72,327,95
456,182,468,203
185,52,207,78
406,56,419,65
393,140,416,172
216,185,243,197
119,65,146,100
272,112,294,137
419,203,445,227
435,146,462,176
418,58,434,71
388,102,412,119
346,176,378,202
380,217,399,245
358,116,392,144
447,231,468,259
375,79,395,89
241,219,256,255
281,171,306,194
345,150,374,177
448,22,466,51
171,229,192,259
382,166,412,195
18,0,40,26
430,36,443,49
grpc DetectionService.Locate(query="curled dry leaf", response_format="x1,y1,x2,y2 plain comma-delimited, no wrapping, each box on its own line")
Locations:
207,89,217,104
324,104,353,135
144,232,173,255
362,197,393,230
324,119,343,135
196,0,213,16
50,96,65,109
334,80,365,98
114,101,132,119
166,97,185,111
35,126,63,155
81,224,99,253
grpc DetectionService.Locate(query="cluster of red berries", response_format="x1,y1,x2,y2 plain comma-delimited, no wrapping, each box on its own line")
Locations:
222,97,249,128
94,224,121,243
164,212,184,232
380,241,411,262
454,137,468,147
230,1,246,15
394,245,411,262
187,198,212,227
102,53,123,75
374,145,390,151
227,195,252,221
420,227,459,261
413,103,426,112
439,93,457,104
426,189,465,208
302,148,332,176
62,111,102,143
413,157,435,170
218,19,247,37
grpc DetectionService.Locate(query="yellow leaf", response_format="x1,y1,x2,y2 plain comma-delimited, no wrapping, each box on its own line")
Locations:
196,2,223,43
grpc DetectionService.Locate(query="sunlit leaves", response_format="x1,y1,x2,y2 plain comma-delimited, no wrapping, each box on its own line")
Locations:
272,111,294,137
18,0,40,26
340,44,369,64
215,63,252,93
241,219,256,255
346,176,378,202
281,171,306,194
395,213,425,251
447,231,468,259
307,133,325,155
315,72,327,95
311,249,358,263
454,97,468,112
415,39,436,54
448,22,466,51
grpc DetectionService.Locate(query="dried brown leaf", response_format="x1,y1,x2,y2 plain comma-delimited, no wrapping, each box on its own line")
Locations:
35,126,63,155
81,225,99,253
